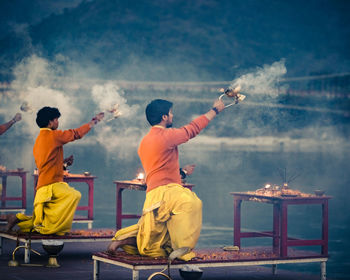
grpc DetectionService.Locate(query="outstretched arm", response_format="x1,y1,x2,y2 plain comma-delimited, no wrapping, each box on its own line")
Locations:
0,113,22,135
204,98,225,121
55,112,105,145
89,112,105,128
167,98,226,146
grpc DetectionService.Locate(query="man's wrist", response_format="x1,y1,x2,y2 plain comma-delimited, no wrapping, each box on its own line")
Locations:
212,107,219,115
179,168,187,179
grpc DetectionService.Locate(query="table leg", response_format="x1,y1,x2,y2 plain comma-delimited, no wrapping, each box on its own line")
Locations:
0,236,3,255
322,200,329,255
87,180,94,220
132,269,139,280
33,176,38,194
116,186,123,230
21,174,27,209
320,261,326,280
272,264,277,275
24,241,30,264
233,198,242,247
1,176,7,208
93,259,100,280
280,203,288,257
273,203,280,254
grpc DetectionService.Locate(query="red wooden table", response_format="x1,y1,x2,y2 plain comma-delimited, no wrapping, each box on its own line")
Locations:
113,180,194,230
33,173,96,229
230,192,331,257
0,170,27,213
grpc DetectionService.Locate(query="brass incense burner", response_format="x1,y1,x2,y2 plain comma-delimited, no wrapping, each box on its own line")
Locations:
219,85,246,108
42,240,64,268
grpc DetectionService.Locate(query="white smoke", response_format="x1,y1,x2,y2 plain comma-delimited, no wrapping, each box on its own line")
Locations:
0,54,145,162
91,82,139,118
231,59,288,96
2,55,81,138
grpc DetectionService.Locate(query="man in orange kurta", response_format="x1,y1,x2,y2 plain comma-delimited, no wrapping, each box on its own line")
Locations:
108,98,225,260
6,107,104,235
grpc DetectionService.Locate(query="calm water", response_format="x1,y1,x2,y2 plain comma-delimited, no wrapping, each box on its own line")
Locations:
1,90,349,279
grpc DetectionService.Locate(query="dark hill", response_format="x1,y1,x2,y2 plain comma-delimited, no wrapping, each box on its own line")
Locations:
0,0,349,81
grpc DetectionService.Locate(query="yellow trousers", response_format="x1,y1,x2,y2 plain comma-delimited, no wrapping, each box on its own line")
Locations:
113,183,202,261
16,182,81,235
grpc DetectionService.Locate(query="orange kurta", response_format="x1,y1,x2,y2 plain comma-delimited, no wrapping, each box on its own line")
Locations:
16,123,91,235
138,115,209,192
33,124,90,189
113,114,210,260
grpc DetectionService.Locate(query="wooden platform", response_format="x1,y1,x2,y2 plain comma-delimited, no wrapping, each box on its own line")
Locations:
92,247,328,280
0,229,114,263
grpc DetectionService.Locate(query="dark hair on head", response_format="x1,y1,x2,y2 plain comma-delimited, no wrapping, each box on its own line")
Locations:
36,106,61,128
145,99,173,126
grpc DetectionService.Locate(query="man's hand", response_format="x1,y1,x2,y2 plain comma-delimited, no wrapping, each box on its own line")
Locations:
212,98,225,113
63,155,74,168
12,113,22,123
64,155,74,166
90,112,105,127
182,164,196,176
205,98,225,120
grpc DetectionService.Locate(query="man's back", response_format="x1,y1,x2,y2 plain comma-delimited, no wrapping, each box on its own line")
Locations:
33,124,90,189
138,115,209,192
138,126,181,192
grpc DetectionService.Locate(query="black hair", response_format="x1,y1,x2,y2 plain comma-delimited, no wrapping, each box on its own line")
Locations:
36,107,61,128
145,99,173,126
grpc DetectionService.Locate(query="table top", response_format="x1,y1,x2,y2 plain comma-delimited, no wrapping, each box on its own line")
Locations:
0,170,28,176
0,229,114,241
114,180,194,190
32,172,96,179
230,191,331,202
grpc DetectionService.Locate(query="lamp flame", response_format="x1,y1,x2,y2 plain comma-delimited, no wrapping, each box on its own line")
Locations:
137,172,145,180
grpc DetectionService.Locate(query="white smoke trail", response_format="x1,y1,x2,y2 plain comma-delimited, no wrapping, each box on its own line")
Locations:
91,82,139,118
88,82,145,157
2,55,81,138
0,54,145,163
231,59,288,96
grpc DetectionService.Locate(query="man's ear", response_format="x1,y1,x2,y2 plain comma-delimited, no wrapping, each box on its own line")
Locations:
162,114,168,121
47,120,53,128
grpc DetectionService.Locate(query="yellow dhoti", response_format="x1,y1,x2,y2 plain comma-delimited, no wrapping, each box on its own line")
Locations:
113,183,202,261
16,182,81,235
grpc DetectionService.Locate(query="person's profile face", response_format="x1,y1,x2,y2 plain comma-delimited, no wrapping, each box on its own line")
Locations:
49,118,59,130
166,108,173,128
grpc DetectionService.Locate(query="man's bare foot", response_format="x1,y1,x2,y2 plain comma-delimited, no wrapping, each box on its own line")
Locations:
107,237,136,255
5,214,19,232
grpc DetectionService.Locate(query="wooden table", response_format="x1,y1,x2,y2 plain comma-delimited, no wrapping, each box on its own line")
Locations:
34,173,96,229
92,248,328,280
113,180,194,230
230,192,331,258
0,170,27,214
0,229,114,264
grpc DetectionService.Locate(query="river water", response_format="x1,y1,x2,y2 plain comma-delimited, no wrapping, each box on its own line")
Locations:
1,90,349,279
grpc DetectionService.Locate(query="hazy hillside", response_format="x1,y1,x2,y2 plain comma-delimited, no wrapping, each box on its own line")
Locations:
0,0,349,82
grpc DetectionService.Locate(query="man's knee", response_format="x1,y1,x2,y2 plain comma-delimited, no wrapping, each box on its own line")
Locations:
73,190,82,201
193,197,202,212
